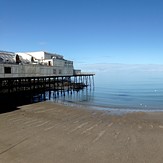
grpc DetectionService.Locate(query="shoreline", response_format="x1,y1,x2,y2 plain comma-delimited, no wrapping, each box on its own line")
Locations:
1,101,163,162
51,99,163,115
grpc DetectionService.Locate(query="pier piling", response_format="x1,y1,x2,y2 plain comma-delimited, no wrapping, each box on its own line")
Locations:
0,74,95,107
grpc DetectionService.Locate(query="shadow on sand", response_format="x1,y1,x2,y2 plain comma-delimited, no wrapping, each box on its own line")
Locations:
0,94,45,114
0,105,20,114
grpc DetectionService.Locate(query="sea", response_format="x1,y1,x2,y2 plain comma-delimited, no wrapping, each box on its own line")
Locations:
50,64,163,114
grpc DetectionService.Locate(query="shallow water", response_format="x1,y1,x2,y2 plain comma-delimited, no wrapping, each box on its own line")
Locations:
51,66,163,112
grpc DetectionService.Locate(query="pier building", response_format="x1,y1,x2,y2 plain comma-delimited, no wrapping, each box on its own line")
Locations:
0,51,74,78
0,50,95,108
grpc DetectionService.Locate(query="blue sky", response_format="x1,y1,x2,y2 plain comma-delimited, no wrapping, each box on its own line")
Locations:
1,0,163,70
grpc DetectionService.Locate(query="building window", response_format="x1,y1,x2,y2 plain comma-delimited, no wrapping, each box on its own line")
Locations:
16,54,21,64
4,67,11,74
48,61,51,66
31,57,34,62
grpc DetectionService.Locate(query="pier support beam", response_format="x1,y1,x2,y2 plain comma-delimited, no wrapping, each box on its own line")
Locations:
0,74,95,104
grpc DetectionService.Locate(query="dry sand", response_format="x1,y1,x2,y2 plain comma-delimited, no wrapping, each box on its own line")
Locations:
1,101,163,163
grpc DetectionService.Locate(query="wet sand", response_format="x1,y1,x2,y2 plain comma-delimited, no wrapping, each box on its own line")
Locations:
1,101,163,163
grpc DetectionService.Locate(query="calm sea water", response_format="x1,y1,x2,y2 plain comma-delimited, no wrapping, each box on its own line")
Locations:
51,65,163,113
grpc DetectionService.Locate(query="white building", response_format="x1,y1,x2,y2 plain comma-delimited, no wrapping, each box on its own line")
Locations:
0,51,75,78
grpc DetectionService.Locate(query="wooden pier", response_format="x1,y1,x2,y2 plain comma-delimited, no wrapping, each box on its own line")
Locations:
0,74,94,108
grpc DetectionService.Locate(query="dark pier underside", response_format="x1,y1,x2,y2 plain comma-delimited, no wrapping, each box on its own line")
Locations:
0,74,94,112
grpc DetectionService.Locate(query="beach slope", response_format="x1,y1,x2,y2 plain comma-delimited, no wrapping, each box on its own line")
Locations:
0,102,163,163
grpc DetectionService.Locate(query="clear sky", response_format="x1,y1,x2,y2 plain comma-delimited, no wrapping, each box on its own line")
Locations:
1,0,163,70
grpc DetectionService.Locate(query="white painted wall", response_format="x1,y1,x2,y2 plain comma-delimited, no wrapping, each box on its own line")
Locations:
27,51,45,60
0,63,74,78
16,52,31,61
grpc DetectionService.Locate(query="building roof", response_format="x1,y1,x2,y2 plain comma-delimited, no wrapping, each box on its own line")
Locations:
0,51,15,63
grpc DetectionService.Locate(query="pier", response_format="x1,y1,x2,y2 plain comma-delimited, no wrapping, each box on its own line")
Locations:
0,50,95,111
0,74,94,109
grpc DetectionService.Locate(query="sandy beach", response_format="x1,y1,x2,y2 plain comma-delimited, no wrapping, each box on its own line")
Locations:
1,101,163,163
